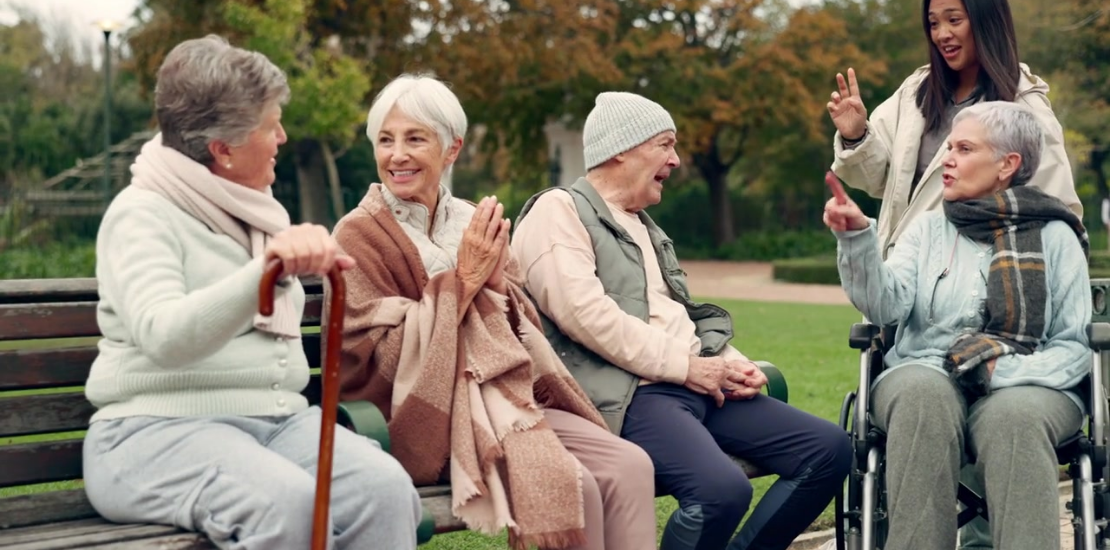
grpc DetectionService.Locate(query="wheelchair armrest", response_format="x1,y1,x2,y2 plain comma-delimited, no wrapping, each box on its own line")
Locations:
338,400,390,454
755,361,788,403
1089,323,1110,351
849,323,881,350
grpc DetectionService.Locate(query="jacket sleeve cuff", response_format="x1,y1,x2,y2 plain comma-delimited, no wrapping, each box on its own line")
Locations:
658,343,691,385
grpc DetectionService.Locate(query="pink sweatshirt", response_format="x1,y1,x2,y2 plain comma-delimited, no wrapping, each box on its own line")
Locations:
511,190,747,386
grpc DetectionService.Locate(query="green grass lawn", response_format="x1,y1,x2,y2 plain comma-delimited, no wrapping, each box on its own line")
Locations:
1,298,863,548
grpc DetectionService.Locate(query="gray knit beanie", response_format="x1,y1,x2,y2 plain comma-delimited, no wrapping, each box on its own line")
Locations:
582,92,676,171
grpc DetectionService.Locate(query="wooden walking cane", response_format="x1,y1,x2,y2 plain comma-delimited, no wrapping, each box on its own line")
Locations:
260,260,346,550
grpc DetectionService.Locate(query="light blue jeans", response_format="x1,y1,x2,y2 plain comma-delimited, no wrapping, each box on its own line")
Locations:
83,406,422,550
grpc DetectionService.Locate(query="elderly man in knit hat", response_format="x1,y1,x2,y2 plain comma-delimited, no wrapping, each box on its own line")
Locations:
511,92,851,550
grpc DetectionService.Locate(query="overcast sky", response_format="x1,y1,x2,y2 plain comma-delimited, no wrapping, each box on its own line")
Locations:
1,0,141,58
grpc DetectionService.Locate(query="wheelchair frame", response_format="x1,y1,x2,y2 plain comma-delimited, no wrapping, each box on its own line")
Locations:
834,322,1110,550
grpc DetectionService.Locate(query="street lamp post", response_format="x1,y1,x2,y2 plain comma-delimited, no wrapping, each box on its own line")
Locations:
96,20,122,207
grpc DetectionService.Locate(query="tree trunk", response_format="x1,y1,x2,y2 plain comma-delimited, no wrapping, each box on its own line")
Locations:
1090,145,1108,198
320,142,345,221
705,169,734,247
294,139,333,226
692,146,735,248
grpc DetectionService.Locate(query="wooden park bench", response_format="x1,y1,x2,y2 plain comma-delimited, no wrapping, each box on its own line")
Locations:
0,276,789,549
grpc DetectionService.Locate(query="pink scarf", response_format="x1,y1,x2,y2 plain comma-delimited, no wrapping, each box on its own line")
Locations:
129,133,300,338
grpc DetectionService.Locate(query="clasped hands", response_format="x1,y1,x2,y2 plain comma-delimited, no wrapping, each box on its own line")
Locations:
457,196,512,301
684,356,768,407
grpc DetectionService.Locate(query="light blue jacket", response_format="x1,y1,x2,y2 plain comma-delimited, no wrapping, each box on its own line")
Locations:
835,211,1091,411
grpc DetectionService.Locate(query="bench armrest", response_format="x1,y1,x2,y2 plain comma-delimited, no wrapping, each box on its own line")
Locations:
755,361,788,403
337,400,390,454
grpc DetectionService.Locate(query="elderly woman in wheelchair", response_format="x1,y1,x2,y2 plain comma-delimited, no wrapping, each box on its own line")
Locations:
823,100,1091,550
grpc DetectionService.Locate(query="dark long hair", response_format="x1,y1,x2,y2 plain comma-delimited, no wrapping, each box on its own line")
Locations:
915,0,1021,132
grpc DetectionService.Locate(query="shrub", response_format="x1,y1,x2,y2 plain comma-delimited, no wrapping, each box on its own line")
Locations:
771,255,841,285
717,230,837,261
0,242,96,279
775,255,1110,287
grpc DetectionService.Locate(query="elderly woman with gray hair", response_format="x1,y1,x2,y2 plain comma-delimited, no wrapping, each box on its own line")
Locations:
824,100,1091,550
80,35,422,549
328,73,657,550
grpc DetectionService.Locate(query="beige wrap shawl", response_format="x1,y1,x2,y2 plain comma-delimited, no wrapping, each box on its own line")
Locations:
327,186,607,549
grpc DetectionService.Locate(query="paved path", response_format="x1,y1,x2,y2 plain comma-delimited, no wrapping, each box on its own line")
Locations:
682,260,850,305
681,260,1076,550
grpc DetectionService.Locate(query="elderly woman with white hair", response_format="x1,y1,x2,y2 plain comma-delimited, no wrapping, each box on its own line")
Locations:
81,35,422,549
328,73,657,550
824,100,1091,550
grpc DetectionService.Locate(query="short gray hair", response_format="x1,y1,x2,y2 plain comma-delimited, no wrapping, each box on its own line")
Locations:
953,101,1044,187
155,35,290,165
365,74,468,186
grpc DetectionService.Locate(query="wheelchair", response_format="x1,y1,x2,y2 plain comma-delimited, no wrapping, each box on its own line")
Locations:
834,320,1110,550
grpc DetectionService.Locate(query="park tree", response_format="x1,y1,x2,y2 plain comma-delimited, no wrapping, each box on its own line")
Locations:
412,0,621,185
1021,0,1110,198
128,0,371,224
602,1,883,246
416,0,881,245
1,11,149,191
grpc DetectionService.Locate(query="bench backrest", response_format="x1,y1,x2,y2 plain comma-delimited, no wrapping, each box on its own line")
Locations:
0,277,326,529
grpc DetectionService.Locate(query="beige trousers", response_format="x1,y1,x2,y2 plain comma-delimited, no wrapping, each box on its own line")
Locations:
545,408,658,550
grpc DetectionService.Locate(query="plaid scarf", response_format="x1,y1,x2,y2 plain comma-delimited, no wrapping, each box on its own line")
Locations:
942,186,1088,401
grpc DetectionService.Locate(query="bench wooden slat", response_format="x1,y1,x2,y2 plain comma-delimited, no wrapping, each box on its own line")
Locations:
0,486,463,539
0,518,106,542
0,490,96,530
0,393,94,437
0,278,324,305
0,440,82,489
0,519,191,547
75,533,214,549
0,520,210,549
0,335,320,392
0,279,100,305
416,486,466,534
0,347,98,390
0,303,102,342
0,303,325,343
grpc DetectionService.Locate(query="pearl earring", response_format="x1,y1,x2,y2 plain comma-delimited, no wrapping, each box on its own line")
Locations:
226,163,232,169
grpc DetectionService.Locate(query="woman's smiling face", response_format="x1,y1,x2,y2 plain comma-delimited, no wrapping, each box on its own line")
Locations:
374,106,459,211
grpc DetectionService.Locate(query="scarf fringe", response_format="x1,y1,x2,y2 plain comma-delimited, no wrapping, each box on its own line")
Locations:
491,408,546,442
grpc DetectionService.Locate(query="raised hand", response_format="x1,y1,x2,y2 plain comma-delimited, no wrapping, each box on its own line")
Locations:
826,171,849,205
486,238,512,294
827,68,868,141
822,196,869,232
457,196,511,297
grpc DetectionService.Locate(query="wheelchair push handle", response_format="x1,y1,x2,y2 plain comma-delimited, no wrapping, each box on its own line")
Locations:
260,260,347,550
1088,323,1110,351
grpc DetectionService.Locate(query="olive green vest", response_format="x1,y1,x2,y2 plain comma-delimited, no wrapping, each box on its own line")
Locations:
516,178,734,435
